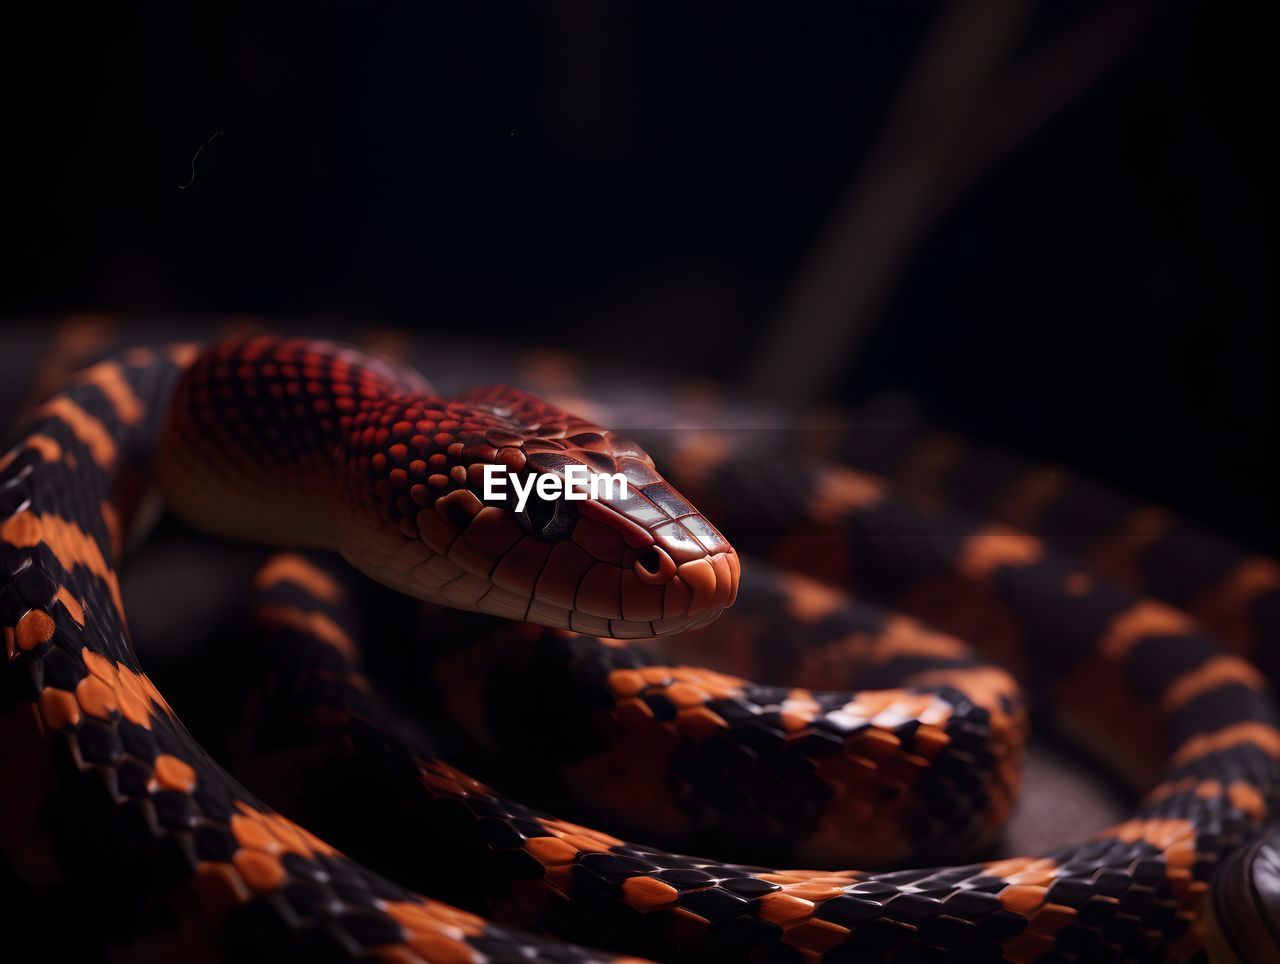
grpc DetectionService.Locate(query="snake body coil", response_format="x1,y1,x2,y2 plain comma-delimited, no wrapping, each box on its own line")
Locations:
2,336,1278,962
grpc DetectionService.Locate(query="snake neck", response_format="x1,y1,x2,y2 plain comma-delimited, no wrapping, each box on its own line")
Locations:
157,337,433,549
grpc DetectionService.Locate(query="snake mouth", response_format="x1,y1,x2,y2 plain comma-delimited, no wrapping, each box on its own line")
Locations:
344,504,739,639
516,547,740,639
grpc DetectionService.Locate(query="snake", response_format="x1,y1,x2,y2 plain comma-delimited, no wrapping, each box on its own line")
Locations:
1,334,1278,962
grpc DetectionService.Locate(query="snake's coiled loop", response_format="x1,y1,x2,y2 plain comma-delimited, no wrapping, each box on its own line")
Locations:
0,335,1277,962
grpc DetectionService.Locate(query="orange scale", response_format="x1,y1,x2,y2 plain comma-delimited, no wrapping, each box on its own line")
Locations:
709,553,734,609
608,669,647,698
232,849,286,892
55,586,85,625
114,681,152,728
263,813,322,856
1006,867,1055,889
1107,819,1152,847
621,875,679,912
806,874,858,885
525,836,579,865
842,693,889,718
999,884,1047,915
422,902,481,933
1192,779,1223,799
700,675,745,700
152,754,197,793
783,883,846,902
640,666,673,685
230,813,279,853
1228,781,1266,820
421,770,464,796
455,772,492,795
75,674,118,719
779,712,814,734
664,681,710,708
782,692,822,714
383,900,442,933
558,833,613,855
1,510,42,547
757,892,815,926
911,724,951,756
677,558,717,612
15,610,56,651
40,687,81,731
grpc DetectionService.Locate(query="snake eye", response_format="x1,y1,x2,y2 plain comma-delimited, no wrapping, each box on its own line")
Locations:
517,492,578,541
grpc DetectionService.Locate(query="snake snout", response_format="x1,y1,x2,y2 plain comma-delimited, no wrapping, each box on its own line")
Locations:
670,547,740,622
621,532,740,634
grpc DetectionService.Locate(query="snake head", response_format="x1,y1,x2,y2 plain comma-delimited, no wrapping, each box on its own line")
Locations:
339,386,739,638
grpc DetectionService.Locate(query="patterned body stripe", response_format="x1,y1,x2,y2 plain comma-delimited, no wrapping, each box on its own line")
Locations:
2,337,1278,962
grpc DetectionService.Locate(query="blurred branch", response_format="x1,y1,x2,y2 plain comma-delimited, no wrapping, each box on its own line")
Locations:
743,0,1154,407
945,0,1156,206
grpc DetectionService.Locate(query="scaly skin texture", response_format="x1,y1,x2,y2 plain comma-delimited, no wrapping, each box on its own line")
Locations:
1,335,1278,962
157,338,738,638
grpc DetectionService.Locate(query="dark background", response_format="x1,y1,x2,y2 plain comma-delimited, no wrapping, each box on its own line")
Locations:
2,1,1275,546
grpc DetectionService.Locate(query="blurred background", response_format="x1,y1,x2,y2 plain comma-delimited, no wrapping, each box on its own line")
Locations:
1,0,1274,544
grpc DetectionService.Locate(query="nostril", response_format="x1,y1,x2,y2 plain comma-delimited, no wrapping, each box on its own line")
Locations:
632,545,675,585
636,547,662,575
